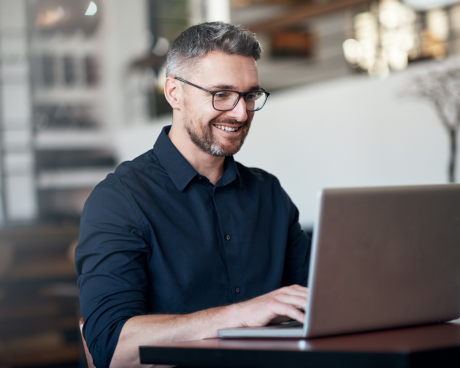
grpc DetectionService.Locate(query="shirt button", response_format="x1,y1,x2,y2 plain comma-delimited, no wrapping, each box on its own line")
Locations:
226,235,231,241
198,176,202,180
235,288,240,293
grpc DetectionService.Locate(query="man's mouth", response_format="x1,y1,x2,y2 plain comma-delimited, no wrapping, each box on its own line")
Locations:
213,124,241,132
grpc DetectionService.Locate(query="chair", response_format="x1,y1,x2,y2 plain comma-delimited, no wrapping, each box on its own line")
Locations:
79,318,96,368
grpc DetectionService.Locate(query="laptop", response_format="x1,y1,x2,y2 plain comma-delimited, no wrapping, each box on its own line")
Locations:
218,184,460,338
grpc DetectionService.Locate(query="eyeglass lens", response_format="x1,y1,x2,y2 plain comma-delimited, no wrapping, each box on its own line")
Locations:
213,91,268,111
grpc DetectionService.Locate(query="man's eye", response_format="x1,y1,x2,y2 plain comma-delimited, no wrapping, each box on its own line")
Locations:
215,92,231,99
246,93,256,100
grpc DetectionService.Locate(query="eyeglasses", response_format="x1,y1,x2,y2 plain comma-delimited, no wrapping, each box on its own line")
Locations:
174,77,270,112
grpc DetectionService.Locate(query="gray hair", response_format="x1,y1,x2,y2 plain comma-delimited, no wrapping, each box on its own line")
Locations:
166,21,262,79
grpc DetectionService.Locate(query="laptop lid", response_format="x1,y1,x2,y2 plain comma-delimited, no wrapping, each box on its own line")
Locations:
304,184,460,337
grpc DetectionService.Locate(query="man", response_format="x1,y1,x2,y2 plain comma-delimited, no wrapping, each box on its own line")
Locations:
76,22,310,368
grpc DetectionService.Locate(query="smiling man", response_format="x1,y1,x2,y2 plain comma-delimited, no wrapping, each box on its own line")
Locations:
76,22,310,368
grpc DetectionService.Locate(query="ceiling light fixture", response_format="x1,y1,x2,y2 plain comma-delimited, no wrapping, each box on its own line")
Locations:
85,1,97,16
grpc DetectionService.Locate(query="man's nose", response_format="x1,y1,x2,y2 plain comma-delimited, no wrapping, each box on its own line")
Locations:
227,97,248,122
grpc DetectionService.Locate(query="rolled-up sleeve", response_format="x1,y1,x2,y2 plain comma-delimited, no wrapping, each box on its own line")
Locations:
75,181,151,368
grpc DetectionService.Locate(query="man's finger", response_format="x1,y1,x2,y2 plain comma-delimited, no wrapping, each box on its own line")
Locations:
271,301,305,323
277,285,308,298
273,294,307,311
289,285,309,293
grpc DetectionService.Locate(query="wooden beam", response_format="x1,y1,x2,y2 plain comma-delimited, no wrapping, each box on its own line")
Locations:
247,0,373,33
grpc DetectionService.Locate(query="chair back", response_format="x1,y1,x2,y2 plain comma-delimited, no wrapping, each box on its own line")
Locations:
79,318,96,368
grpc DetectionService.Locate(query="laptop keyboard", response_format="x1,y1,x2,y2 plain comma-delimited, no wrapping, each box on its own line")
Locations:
277,321,304,328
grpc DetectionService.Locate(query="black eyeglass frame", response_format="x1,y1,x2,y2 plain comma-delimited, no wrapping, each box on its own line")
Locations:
174,77,270,112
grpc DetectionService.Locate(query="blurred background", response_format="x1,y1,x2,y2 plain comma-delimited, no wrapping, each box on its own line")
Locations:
0,0,459,367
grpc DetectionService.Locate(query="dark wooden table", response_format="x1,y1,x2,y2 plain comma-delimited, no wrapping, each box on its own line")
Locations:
140,320,460,367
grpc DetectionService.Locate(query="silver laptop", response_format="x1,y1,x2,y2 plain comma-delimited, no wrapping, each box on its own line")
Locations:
218,184,460,338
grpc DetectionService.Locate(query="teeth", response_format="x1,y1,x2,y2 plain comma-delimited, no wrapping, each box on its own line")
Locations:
215,125,238,132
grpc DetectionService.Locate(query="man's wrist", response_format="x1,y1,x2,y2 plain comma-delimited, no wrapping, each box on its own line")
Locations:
223,302,242,327
198,302,242,339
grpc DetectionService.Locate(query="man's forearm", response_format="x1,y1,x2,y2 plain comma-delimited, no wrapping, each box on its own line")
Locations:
109,285,307,368
110,303,239,368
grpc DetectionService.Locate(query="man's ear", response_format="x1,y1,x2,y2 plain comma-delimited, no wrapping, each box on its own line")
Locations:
164,76,181,110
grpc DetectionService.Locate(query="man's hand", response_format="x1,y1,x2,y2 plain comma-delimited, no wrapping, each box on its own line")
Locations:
232,285,308,328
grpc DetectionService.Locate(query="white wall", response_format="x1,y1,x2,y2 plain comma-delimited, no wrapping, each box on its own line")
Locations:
0,0,37,222
116,58,457,228
100,0,151,131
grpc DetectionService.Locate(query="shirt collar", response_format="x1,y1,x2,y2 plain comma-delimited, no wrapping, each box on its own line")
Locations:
154,125,242,192
217,155,242,190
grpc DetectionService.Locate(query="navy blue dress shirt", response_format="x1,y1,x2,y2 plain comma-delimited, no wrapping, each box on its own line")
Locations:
75,125,311,368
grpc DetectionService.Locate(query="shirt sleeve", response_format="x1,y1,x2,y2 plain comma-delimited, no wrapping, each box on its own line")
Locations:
75,181,151,368
280,186,312,287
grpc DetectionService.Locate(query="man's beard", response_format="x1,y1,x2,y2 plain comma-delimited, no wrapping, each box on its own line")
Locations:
185,118,250,157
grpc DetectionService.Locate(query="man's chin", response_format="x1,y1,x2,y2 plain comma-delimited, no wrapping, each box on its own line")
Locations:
209,141,243,157
210,147,239,157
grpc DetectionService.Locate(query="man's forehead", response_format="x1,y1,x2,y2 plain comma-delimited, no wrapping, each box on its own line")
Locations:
191,52,259,89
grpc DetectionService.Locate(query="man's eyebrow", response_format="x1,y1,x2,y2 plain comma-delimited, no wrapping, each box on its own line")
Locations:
208,83,262,91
